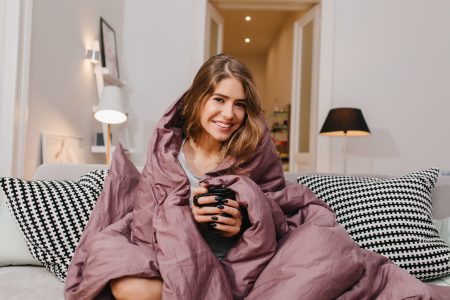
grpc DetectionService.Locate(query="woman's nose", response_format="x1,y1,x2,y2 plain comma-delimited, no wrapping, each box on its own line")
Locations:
221,102,234,119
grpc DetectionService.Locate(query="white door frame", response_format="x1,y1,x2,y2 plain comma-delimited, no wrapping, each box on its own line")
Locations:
204,2,224,60
191,1,224,76
289,4,320,172
315,0,336,173
0,0,33,177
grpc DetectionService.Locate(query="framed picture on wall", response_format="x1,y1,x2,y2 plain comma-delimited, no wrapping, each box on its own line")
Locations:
41,133,85,164
100,17,120,79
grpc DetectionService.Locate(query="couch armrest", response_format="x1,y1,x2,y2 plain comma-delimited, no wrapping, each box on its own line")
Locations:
433,177,450,219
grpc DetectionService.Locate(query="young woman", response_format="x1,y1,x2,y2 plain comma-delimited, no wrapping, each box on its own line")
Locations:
109,54,263,300
66,54,450,300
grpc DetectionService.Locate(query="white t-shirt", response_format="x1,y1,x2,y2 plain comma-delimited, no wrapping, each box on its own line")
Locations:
177,139,237,259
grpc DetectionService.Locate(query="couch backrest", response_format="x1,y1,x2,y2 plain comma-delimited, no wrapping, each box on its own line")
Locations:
34,164,450,219
33,164,108,180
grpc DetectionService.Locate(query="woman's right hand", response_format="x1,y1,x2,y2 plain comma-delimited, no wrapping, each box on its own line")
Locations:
191,184,218,224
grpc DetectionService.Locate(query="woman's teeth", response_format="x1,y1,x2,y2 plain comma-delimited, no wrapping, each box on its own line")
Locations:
214,121,231,128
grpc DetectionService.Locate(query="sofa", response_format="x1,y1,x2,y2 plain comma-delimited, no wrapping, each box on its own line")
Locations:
1,163,450,300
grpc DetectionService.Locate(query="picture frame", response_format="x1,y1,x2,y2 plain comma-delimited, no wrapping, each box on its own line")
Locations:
41,133,85,164
100,17,120,79
95,132,105,146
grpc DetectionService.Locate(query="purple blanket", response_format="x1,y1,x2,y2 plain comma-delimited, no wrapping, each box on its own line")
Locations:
65,96,450,299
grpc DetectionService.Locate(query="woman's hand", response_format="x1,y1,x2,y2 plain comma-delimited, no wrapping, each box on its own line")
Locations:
191,185,243,238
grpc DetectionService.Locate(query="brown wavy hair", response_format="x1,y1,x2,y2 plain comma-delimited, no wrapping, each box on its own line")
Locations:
181,54,265,171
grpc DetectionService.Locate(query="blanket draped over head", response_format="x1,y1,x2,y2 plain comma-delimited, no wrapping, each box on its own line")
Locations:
65,94,450,300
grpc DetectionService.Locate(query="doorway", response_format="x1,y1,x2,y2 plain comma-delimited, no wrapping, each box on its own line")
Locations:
206,0,321,172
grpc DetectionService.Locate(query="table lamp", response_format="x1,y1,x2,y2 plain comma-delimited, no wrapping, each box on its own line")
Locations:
319,107,370,173
94,86,127,164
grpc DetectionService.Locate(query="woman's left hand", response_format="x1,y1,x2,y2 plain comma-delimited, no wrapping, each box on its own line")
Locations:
212,198,243,238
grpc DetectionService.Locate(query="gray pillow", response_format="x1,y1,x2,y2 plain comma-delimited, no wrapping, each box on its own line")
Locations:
0,189,41,266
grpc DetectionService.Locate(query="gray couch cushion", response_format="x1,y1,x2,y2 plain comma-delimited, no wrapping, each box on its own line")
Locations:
0,266,64,300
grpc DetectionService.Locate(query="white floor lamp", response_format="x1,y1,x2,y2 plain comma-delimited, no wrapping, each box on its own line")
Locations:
319,107,371,174
94,86,127,164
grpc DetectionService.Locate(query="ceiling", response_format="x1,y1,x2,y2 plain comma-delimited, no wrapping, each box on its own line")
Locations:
211,0,319,10
212,0,318,55
220,10,290,55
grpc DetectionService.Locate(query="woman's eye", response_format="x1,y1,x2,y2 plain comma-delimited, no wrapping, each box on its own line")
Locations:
235,102,246,108
213,97,224,103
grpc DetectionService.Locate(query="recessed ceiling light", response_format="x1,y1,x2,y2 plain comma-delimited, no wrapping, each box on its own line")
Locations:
244,38,251,43
245,16,251,22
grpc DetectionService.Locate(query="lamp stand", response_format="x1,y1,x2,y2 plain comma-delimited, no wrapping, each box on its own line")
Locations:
343,136,347,174
106,123,111,165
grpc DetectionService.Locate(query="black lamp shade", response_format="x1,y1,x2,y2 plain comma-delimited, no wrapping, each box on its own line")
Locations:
320,108,370,136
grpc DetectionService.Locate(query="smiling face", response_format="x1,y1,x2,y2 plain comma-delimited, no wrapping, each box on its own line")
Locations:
182,54,264,170
198,77,247,148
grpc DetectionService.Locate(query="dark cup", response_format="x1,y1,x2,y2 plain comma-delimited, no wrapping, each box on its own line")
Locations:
193,187,235,207
193,187,235,233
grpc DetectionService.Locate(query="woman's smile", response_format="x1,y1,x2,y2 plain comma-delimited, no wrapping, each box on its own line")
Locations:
198,77,247,147
213,121,233,129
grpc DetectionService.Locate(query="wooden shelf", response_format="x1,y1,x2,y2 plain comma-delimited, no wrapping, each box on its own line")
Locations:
273,110,288,115
91,145,135,153
271,105,290,170
271,127,288,133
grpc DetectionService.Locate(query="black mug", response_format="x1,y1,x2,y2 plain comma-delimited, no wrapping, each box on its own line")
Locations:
193,187,235,207
193,187,235,232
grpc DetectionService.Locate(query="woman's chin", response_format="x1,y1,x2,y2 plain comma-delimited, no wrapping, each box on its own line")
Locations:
200,127,236,144
212,135,230,143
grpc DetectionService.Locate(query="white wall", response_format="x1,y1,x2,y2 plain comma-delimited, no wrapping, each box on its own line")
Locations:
24,0,450,177
0,0,26,177
25,0,125,178
122,1,206,166
324,0,450,175
22,0,206,177
0,1,8,171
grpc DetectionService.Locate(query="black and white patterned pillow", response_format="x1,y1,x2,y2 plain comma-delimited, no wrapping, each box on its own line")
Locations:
298,168,450,280
0,169,108,281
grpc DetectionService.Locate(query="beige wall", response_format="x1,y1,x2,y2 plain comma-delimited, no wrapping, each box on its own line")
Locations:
227,52,266,112
264,10,306,126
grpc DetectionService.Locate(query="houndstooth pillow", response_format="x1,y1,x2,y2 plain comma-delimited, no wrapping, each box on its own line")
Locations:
298,168,450,280
0,169,108,281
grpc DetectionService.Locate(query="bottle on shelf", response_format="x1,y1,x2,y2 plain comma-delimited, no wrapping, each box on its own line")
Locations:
270,104,290,171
